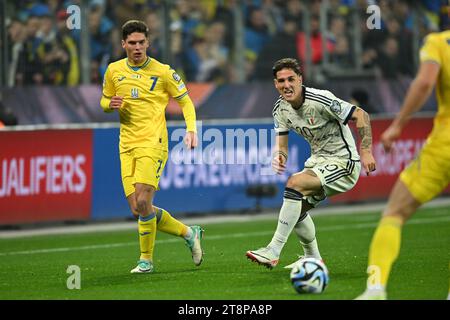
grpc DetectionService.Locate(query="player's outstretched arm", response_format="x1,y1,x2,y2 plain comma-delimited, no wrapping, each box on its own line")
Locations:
381,62,439,153
352,107,376,176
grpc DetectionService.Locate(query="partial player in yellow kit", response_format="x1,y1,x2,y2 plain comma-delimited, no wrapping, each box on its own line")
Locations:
356,30,450,300
100,20,204,274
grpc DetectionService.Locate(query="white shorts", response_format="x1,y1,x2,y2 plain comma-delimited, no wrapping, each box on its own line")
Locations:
302,157,361,207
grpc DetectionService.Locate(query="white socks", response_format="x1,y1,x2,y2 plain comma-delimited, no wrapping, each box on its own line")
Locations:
294,214,321,259
267,188,323,260
268,188,303,257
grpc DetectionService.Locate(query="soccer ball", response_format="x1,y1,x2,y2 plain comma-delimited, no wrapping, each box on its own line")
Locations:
290,258,329,294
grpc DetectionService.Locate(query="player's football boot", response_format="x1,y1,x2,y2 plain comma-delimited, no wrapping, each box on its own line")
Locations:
130,259,154,274
246,247,279,269
185,226,204,266
354,289,387,300
284,255,324,269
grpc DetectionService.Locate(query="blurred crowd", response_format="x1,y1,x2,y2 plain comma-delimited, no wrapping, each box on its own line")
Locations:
5,0,450,86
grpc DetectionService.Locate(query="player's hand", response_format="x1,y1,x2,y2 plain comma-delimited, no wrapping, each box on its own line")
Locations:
109,96,124,110
272,151,287,174
360,149,376,176
381,124,402,153
184,131,198,149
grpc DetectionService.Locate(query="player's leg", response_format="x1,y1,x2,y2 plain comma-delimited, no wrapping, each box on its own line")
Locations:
131,182,157,273
294,198,321,258
129,148,167,273
120,150,153,273
284,200,321,269
153,206,188,236
154,206,204,266
357,140,450,299
246,171,322,268
355,179,419,299
286,159,361,268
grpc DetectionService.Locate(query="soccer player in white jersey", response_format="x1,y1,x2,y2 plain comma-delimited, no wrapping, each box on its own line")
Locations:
246,58,377,269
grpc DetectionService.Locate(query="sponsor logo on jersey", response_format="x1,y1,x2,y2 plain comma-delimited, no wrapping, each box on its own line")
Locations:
118,75,126,81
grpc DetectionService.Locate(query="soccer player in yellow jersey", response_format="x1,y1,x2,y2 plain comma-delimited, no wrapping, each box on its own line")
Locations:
100,20,204,273
357,30,450,299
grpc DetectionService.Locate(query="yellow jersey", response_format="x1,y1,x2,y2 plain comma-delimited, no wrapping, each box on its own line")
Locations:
419,30,450,129
102,57,193,153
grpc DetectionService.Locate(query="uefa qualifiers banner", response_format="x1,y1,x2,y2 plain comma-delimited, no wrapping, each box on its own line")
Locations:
0,130,93,224
1,116,444,224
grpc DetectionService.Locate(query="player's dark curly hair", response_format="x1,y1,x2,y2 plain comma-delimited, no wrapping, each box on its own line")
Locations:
122,20,148,40
272,58,302,78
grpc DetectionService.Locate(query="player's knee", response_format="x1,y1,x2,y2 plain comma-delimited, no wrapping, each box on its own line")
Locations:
286,176,306,195
383,200,417,223
382,210,407,224
136,199,150,216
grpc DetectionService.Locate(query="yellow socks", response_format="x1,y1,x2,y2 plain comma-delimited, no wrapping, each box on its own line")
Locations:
367,215,403,288
154,206,188,238
137,206,189,262
138,213,157,261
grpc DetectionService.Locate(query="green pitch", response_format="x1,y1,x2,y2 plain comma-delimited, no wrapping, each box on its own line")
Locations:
0,206,449,300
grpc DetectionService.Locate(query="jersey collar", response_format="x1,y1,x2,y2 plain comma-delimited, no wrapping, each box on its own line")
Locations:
126,56,151,71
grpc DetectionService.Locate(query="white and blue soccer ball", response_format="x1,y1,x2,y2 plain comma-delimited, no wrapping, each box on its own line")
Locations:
290,258,329,294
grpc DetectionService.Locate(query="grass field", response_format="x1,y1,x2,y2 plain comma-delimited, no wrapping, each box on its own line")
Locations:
0,205,449,300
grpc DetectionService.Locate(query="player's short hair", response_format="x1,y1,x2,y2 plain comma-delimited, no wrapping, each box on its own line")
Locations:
272,58,302,78
122,20,149,40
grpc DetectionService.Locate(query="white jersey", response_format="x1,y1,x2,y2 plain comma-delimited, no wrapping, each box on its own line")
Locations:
273,86,360,161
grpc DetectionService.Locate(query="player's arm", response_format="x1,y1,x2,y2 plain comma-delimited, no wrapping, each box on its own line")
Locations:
166,68,198,148
381,62,440,152
272,133,289,174
272,104,289,174
351,107,376,175
100,67,123,113
101,95,123,112
176,93,198,149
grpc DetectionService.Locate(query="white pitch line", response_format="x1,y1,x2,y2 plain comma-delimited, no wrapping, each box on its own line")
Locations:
1,215,449,257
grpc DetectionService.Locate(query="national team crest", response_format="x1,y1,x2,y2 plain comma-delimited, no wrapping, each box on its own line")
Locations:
131,88,139,98
330,100,342,115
